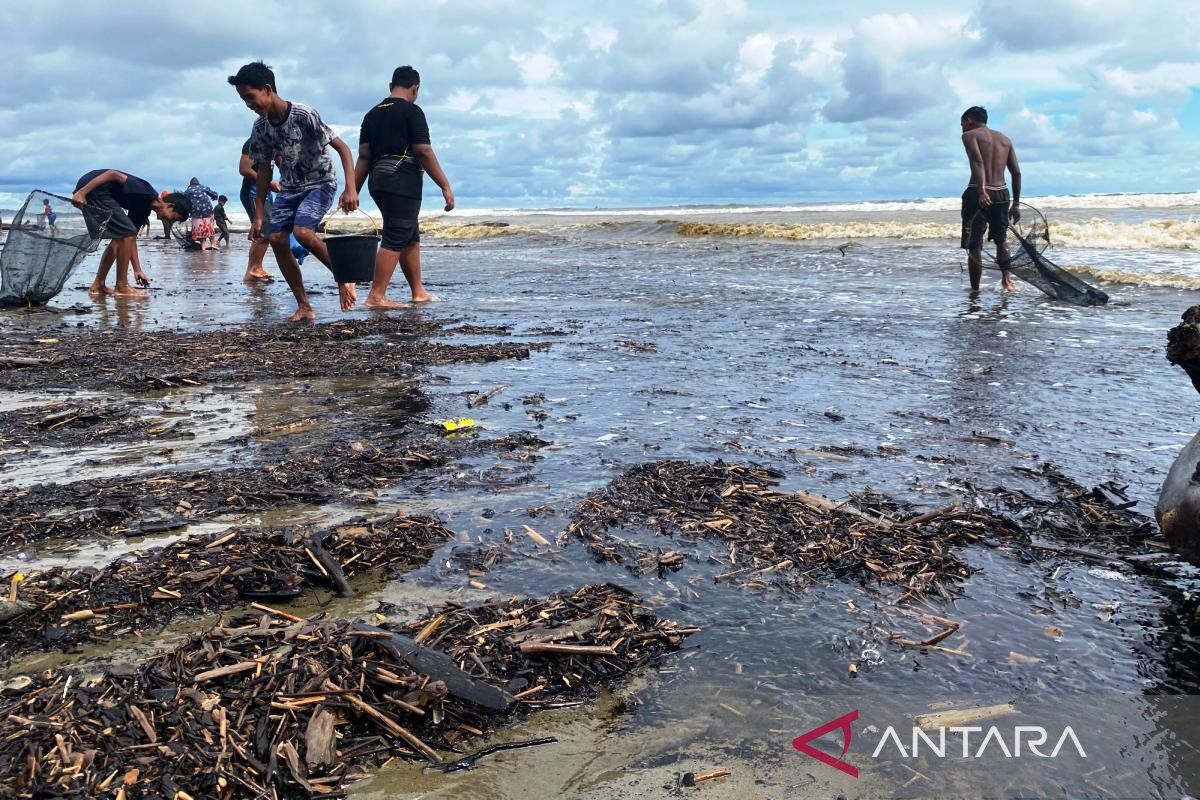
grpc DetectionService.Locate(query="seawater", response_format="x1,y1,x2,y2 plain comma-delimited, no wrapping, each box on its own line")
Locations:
3,194,1200,797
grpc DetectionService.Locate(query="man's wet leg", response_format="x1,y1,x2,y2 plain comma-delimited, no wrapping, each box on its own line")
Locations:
997,242,1017,292
399,242,435,302
269,231,315,321
968,245,983,293
365,246,404,308
294,226,356,311
112,237,147,297
89,241,117,296
244,239,272,281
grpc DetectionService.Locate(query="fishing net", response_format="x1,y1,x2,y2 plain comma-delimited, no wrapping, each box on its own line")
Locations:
983,203,1108,306
0,191,110,307
172,223,201,251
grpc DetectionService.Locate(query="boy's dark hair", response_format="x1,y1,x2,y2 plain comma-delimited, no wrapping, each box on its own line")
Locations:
217,194,228,202
163,192,192,218
390,65,420,89
227,61,277,92
962,106,988,124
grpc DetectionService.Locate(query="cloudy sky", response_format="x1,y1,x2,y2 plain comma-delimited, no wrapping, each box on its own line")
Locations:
3,0,1198,209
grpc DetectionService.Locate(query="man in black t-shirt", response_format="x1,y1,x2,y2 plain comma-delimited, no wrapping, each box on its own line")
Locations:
352,65,454,307
72,169,191,297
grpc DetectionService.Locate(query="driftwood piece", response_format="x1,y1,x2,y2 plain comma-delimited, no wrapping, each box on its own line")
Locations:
304,707,338,768
468,384,506,408
915,703,1015,731
351,624,515,711
305,531,354,597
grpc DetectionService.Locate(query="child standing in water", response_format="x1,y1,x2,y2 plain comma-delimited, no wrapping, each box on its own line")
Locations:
214,195,231,246
228,61,359,320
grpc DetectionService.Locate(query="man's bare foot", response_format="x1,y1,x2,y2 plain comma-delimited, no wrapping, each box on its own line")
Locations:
411,291,438,303
1002,277,1019,292
112,285,148,298
289,306,316,322
87,284,109,297
339,283,357,311
243,269,272,282
364,294,405,309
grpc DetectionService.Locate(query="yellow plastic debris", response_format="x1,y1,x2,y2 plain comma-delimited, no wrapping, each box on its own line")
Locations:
435,417,476,432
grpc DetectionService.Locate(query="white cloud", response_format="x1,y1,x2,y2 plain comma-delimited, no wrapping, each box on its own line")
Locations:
0,0,1196,208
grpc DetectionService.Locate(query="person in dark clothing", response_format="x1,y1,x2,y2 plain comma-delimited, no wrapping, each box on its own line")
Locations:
353,65,454,307
214,195,231,246
238,138,280,280
71,170,190,297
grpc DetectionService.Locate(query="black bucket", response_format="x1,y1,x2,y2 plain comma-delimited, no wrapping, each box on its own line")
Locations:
324,234,379,283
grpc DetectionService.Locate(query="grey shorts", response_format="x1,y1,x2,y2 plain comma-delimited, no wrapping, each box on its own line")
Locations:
83,192,139,240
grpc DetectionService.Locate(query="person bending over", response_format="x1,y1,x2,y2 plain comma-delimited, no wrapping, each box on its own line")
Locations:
71,169,190,297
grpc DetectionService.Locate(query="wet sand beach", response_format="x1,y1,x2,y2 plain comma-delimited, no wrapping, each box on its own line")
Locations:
2,195,1200,798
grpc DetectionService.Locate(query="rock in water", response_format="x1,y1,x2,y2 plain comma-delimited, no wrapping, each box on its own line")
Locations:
1157,434,1200,563
1159,306,1200,563
0,599,34,624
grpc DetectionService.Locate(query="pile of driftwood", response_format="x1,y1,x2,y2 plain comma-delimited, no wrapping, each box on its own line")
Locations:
0,444,446,548
0,403,151,448
0,316,545,393
0,584,695,799
1001,461,1159,550
1,515,455,662
568,460,1160,602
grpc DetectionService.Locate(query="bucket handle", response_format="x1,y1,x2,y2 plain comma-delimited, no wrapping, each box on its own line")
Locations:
321,207,381,235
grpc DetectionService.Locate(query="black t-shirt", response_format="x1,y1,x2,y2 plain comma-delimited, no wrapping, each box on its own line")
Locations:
359,97,431,166
240,139,256,197
75,169,157,227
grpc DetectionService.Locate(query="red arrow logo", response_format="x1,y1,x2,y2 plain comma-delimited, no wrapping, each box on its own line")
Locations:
792,709,859,778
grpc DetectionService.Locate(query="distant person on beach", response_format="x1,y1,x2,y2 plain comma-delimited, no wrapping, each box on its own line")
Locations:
228,61,359,319
41,199,60,235
214,194,231,246
353,64,454,307
184,177,220,251
239,137,281,281
158,189,176,239
71,169,191,297
960,106,1021,293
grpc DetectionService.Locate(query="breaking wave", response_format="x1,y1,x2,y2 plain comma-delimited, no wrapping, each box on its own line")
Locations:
673,219,1200,250
675,221,956,241
1068,266,1200,290
422,220,524,239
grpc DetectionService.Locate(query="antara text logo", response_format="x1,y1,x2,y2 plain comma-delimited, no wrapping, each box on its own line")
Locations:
792,710,1087,778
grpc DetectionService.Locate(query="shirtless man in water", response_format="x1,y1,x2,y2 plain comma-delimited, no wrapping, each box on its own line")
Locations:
960,106,1021,293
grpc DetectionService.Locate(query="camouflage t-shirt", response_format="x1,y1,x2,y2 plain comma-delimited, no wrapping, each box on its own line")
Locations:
248,102,337,191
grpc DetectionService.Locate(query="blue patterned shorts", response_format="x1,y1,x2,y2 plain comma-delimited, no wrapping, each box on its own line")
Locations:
270,183,336,234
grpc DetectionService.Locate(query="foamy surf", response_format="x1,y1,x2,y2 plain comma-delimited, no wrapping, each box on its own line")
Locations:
1068,265,1200,290
670,218,1200,250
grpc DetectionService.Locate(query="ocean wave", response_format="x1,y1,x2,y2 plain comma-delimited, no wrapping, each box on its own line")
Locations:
675,220,957,241
672,218,1200,250
1049,220,1200,250
422,220,524,239
426,191,1200,217
1068,265,1200,290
